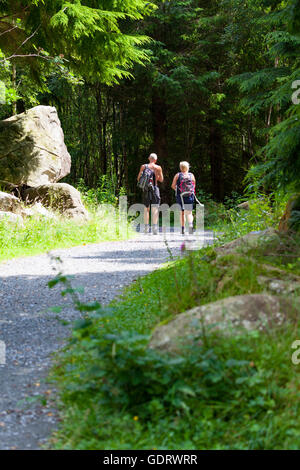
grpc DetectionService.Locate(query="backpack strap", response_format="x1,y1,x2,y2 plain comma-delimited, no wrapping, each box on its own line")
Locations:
146,164,156,186
176,173,182,195
153,167,156,186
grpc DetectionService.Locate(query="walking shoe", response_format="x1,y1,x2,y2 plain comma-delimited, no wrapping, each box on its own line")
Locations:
189,226,193,235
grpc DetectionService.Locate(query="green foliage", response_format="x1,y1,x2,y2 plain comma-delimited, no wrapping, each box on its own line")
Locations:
52,322,300,450
213,192,288,238
76,176,121,207
0,0,155,83
49,226,300,449
0,202,132,262
199,188,287,233
54,0,298,202
250,112,300,191
229,0,300,192
0,0,298,211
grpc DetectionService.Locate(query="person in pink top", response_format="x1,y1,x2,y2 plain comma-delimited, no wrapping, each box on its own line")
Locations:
171,161,196,235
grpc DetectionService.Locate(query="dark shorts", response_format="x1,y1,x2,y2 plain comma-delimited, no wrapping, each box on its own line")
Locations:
176,194,195,211
143,186,161,208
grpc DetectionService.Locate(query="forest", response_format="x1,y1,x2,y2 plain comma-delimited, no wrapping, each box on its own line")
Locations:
1,0,300,453
0,0,299,206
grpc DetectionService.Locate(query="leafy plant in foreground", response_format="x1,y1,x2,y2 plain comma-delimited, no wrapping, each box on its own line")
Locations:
48,245,300,450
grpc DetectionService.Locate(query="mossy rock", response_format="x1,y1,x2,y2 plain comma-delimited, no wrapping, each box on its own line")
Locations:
216,228,279,255
149,294,300,354
24,183,89,220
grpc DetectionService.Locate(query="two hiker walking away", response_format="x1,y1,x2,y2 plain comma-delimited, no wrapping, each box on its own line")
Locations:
138,154,196,235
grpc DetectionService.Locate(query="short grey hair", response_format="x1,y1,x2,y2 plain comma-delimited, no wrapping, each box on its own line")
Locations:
149,153,158,161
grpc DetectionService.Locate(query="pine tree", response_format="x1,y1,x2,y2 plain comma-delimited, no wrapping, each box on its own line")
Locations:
0,0,156,83
229,0,300,191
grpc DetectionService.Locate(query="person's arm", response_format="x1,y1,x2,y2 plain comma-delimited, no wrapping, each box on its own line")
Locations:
192,173,196,191
137,165,145,182
171,174,179,191
156,165,164,183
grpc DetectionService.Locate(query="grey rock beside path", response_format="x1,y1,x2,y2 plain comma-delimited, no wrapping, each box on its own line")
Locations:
24,183,89,220
0,105,71,186
149,294,300,353
0,231,214,450
0,191,22,214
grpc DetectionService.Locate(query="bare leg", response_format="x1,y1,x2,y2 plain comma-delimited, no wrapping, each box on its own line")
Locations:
144,207,150,233
151,205,159,234
186,210,193,225
186,210,193,234
151,205,159,225
144,207,150,225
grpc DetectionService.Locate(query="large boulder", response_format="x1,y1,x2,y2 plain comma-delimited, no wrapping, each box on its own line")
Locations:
0,106,71,186
0,191,22,213
216,228,279,255
149,294,300,353
257,275,300,295
236,201,251,210
24,183,88,220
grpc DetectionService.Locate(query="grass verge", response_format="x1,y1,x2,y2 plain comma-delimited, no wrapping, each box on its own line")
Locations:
48,227,300,450
0,206,133,263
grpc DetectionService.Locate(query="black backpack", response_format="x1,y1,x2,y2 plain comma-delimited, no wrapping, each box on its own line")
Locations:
137,164,155,191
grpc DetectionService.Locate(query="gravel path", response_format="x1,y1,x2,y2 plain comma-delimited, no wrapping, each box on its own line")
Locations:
0,231,214,450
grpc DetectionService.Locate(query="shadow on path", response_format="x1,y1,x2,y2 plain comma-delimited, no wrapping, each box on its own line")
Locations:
0,232,213,449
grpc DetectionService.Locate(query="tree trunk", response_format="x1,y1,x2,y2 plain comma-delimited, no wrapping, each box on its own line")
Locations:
208,122,224,201
12,62,17,115
152,88,169,202
152,89,168,163
96,84,107,175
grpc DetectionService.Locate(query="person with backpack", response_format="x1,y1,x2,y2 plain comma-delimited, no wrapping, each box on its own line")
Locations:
137,153,164,234
171,161,196,235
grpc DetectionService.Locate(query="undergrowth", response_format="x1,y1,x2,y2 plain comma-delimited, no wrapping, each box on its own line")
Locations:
204,190,289,239
0,177,131,262
48,226,300,450
0,205,133,262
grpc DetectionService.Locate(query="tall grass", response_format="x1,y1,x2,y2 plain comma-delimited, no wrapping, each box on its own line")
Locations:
0,206,133,263
204,190,289,238
0,179,133,262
